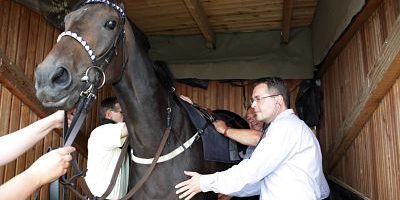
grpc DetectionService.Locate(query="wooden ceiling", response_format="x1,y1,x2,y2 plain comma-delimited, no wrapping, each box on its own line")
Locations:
124,0,318,46
14,0,318,47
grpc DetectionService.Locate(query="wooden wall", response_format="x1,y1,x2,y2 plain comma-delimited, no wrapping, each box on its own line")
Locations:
319,0,400,199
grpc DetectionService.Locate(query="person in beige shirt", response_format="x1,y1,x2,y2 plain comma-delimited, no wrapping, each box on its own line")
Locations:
85,97,129,199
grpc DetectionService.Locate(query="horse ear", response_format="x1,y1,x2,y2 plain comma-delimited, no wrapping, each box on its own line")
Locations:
116,0,125,10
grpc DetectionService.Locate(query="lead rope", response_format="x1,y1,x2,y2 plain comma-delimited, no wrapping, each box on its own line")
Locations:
48,82,98,200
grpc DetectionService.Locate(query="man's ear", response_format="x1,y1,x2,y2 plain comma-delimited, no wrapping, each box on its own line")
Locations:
276,95,284,106
105,109,113,119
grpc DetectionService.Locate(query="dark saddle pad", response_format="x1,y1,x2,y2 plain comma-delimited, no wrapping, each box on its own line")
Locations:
177,98,245,163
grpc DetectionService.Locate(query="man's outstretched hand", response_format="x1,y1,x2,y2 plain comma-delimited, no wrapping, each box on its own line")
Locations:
175,171,202,200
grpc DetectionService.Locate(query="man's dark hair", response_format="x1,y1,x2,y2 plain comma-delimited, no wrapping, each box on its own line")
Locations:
256,77,290,108
99,97,118,119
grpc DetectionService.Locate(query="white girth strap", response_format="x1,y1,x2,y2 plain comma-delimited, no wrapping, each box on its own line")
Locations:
131,132,199,164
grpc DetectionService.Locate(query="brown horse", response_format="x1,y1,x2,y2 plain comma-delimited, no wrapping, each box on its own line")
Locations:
34,0,245,199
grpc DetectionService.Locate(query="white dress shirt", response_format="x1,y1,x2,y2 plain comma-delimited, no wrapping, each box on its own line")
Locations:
200,109,330,200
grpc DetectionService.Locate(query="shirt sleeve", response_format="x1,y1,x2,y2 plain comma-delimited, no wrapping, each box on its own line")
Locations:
200,120,298,196
91,123,127,150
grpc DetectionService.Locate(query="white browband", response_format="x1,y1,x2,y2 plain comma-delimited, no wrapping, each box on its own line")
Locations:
57,31,96,61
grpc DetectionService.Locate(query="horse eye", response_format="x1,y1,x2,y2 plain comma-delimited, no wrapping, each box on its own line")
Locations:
105,20,117,30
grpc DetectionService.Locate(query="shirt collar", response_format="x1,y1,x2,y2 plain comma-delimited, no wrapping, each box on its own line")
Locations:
272,109,294,123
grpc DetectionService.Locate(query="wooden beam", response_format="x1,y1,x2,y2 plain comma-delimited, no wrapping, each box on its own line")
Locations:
325,14,400,172
183,0,216,48
0,50,88,156
328,176,372,199
281,0,294,43
316,0,383,78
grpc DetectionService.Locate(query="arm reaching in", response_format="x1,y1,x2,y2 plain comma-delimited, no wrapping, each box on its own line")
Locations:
121,123,128,138
213,120,261,146
0,110,65,166
0,146,76,200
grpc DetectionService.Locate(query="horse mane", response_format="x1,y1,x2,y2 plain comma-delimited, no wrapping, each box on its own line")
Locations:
153,60,176,92
128,19,174,91
128,18,151,52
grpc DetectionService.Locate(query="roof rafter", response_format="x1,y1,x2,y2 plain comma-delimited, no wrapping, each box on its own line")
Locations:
281,0,294,43
183,0,216,48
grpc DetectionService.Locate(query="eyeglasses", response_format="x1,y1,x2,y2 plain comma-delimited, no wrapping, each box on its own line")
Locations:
250,94,280,104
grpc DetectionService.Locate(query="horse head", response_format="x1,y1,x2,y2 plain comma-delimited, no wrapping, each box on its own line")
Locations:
35,0,126,110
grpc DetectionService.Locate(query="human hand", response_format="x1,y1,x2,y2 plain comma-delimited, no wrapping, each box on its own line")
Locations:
175,171,202,200
180,95,193,105
50,110,65,129
48,110,74,129
213,120,228,134
27,146,75,185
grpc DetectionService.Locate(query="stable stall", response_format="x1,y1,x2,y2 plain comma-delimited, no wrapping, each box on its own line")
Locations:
0,0,399,199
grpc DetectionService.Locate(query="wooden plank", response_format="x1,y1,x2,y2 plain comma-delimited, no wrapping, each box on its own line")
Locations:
281,0,294,43
15,5,29,69
183,0,216,48
325,14,400,172
25,11,40,81
0,88,12,183
0,0,11,50
328,176,371,199
5,1,20,62
317,0,384,78
0,51,88,156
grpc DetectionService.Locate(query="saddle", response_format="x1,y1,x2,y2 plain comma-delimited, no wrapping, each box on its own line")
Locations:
176,96,244,163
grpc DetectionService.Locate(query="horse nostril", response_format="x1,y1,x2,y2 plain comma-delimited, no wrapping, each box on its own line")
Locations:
52,67,71,87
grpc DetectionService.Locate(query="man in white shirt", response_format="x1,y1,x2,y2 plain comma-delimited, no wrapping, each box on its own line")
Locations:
85,97,129,199
175,77,330,200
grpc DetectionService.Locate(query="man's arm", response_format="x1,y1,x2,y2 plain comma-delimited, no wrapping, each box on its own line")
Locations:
121,123,128,138
176,123,295,199
213,120,261,146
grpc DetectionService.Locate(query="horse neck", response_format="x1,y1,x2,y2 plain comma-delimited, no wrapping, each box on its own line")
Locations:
112,27,185,155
